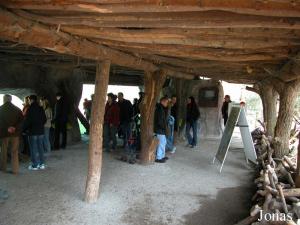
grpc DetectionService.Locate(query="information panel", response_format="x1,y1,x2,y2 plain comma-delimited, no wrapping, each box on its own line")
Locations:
215,106,241,164
213,106,257,172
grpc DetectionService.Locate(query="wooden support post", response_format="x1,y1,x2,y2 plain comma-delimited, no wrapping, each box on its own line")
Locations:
259,83,278,137
273,79,300,158
84,60,110,203
175,78,183,136
246,82,278,136
140,70,166,164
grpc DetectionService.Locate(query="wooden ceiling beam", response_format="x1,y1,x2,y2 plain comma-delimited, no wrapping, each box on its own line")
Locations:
0,45,274,81
59,27,300,40
161,62,266,78
92,38,290,62
3,0,300,17
161,65,264,84
275,53,300,81
11,10,300,39
137,54,281,69
61,26,300,50
258,53,300,82
0,8,158,72
0,11,196,82
135,54,280,79
0,43,264,83
0,53,263,78
11,9,300,30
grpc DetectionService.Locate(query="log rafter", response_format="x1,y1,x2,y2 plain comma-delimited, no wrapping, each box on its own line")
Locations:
3,0,300,17
9,9,300,30
0,2,300,83
92,38,291,62
0,7,158,72
260,52,300,82
60,26,300,50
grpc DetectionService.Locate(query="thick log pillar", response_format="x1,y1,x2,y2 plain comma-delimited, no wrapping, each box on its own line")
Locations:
259,83,278,137
257,82,278,137
175,79,183,136
85,60,110,203
274,79,300,158
140,70,166,164
246,82,278,136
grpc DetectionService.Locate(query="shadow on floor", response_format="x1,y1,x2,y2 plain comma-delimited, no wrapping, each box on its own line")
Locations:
183,186,254,225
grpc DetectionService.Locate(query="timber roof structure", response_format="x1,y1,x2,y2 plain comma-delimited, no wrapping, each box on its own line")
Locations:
1,1,300,84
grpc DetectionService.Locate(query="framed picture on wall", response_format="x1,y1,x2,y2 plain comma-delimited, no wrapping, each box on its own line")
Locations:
198,87,219,107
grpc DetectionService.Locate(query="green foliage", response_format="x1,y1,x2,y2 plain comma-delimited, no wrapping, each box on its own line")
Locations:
295,94,300,117
244,95,262,111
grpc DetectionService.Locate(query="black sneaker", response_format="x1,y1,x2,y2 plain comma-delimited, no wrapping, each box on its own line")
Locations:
128,159,136,164
155,158,166,163
120,156,127,162
163,157,169,160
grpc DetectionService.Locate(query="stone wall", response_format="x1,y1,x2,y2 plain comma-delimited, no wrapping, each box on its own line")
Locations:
164,78,224,140
194,80,224,139
0,62,84,143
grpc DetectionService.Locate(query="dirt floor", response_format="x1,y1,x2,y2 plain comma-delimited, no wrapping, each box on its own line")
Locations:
0,136,255,225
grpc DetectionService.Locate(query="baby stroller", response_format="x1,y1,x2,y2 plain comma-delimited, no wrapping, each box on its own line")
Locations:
120,121,138,164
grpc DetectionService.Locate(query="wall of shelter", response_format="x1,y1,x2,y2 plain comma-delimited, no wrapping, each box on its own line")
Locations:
0,62,82,143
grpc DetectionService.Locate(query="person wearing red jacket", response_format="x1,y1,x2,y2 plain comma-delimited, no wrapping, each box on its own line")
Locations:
104,93,120,152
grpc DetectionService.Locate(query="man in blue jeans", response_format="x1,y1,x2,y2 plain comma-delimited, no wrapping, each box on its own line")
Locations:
154,96,169,163
185,96,200,148
23,95,47,170
166,115,176,153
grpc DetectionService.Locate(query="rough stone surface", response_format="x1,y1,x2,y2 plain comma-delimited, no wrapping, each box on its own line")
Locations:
0,136,254,225
0,62,83,143
164,79,224,139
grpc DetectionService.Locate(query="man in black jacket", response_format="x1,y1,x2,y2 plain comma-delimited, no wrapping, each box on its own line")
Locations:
23,95,47,170
117,92,133,148
154,96,169,163
221,95,232,125
53,92,68,150
0,95,23,174
186,96,200,148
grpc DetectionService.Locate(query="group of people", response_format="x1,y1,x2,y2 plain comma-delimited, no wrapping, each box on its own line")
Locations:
85,91,201,164
0,92,69,173
101,92,185,164
102,92,142,164
101,92,233,165
154,96,200,163
154,94,235,163
1,89,230,171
